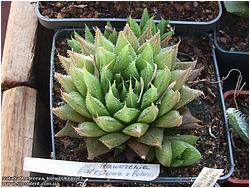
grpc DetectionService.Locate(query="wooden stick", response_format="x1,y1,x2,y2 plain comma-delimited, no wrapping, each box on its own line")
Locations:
1,2,38,90
1,86,37,177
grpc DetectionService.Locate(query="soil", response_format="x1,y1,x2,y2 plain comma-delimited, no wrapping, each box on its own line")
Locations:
217,11,249,52
52,31,230,186
39,1,219,22
225,95,249,179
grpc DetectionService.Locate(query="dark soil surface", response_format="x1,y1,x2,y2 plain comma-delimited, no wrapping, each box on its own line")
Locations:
217,11,249,52
51,31,230,186
225,95,249,179
39,1,219,21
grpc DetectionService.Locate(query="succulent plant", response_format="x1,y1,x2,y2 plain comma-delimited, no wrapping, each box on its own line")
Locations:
227,108,249,144
53,9,203,167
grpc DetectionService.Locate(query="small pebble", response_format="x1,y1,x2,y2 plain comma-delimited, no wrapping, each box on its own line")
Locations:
193,1,199,7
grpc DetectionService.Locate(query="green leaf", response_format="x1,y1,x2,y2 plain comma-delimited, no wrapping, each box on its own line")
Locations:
170,139,188,159
62,92,91,118
74,122,106,137
95,28,114,52
52,104,88,123
166,135,199,146
108,28,118,44
134,78,141,95
157,18,168,35
86,92,109,117
146,147,155,162
114,104,140,124
224,1,249,18
153,66,171,97
113,73,123,86
104,21,113,38
83,67,104,102
122,60,140,81
151,21,157,35
171,68,192,91
67,50,94,73
55,73,77,93
146,31,161,55
67,38,81,53
137,103,159,124
111,80,120,99
168,41,180,69
120,81,128,101
141,17,154,34
105,85,123,114
123,24,140,51
174,86,203,109
125,79,138,108
55,121,81,138
95,47,116,70
140,8,150,31
99,133,130,149
74,34,95,55
174,140,201,166
138,25,152,44
137,127,163,148
158,90,180,117
123,123,149,138
137,42,154,67
86,137,110,160
94,116,125,132
58,54,72,73
155,110,183,128
140,61,154,87
85,24,94,43
115,31,131,54
128,16,141,38
155,139,172,167
141,84,158,109
100,64,113,93
161,29,175,42
154,48,173,70
113,44,131,73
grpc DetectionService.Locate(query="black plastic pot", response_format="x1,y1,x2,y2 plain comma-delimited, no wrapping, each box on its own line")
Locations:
213,30,249,91
35,2,222,35
49,29,234,184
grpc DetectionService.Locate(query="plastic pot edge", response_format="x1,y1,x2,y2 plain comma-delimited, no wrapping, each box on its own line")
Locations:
213,30,249,56
35,1,222,34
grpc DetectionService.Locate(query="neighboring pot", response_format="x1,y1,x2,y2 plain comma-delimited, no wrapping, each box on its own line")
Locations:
213,30,249,91
213,30,249,63
35,1,222,34
48,29,234,184
223,90,249,187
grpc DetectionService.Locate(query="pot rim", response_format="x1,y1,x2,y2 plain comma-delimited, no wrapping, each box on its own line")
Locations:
224,90,249,100
228,176,249,185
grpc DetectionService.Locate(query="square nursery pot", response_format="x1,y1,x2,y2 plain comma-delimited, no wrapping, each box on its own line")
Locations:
213,29,249,63
48,28,234,185
223,90,249,187
35,1,222,34
213,30,249,92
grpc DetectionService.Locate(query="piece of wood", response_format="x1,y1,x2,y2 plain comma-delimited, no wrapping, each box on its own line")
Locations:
1,1,38,90
1,86,37,177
